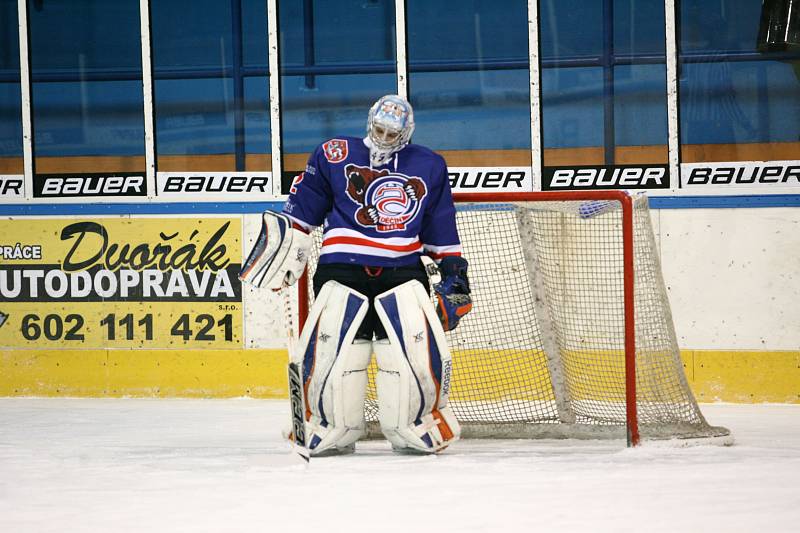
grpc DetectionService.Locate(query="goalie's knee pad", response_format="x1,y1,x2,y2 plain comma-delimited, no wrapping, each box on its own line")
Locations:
293,281,372,455
373,280,461,453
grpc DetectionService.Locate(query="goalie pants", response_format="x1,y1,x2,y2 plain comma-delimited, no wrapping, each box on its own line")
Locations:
313,262,430,341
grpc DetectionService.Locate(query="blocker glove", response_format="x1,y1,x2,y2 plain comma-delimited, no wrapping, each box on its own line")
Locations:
433,256,473,331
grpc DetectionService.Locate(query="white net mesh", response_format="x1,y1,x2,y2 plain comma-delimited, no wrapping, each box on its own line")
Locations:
303,194,729,441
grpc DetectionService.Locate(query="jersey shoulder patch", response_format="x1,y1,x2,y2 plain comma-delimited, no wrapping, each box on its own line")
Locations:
322,139,349,163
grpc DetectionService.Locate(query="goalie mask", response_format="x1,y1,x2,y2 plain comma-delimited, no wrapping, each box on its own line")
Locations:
366,94,415,167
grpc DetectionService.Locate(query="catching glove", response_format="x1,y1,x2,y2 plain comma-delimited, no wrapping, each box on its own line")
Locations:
433,256,472,331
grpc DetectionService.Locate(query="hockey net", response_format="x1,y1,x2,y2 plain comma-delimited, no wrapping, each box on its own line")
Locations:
298,191,730,445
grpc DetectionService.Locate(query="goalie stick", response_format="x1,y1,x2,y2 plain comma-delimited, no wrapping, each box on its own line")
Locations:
284,289,310,462
287,361,310,462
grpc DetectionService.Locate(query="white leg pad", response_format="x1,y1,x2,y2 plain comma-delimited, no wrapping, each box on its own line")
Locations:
374,280,461,453
293,281,371,455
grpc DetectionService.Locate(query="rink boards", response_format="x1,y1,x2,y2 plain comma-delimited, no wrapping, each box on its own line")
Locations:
0,345,797,404
0,212,798,403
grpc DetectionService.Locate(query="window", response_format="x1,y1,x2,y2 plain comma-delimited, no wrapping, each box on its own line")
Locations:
540,0,668,166
151,0,271,172
408,0,531,167
679,0,800,162
0,0,22,175
279,0,397,184
28,0,145,174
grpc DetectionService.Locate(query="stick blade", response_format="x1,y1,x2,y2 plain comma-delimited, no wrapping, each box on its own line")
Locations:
287,362,310,462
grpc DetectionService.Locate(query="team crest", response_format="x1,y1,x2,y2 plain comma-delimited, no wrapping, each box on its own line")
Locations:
345,164,427,233
322,139,348,163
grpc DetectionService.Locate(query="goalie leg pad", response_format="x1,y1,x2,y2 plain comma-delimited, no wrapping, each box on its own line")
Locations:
373,280,461,453
293,281,371,455
239,211,311,289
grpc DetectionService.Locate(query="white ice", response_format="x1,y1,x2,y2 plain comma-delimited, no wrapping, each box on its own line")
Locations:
1,399,798,533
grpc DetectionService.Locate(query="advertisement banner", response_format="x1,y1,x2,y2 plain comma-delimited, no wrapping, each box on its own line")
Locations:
542,165,670,191
0,217,243,349
282,167,534,194
0,175,24,202
32,173,147,200
680,161,800,191
157,172,273,201
448,167,533,192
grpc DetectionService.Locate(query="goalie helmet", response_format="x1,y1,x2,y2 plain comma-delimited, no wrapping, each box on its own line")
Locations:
366,94,415,167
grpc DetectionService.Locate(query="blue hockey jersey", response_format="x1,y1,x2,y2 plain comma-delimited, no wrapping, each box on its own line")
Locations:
282,136,462,267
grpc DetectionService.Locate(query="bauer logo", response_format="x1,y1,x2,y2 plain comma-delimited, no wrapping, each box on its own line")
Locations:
543,165,669,190
33,173,146,198
157,172,272,200
681,161,800,188
448,167,532,192
0,175,24,200
0,311,7,329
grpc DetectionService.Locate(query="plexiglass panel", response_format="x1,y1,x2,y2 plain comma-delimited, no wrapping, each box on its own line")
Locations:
28,0,145,174
0,0,22,175
680,0,800,162
151,0,271,172
541,0,668,166
279,0,397,182
408,0,531,167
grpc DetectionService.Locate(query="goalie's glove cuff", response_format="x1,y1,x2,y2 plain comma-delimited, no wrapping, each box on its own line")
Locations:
277,229,311,288
433,256,472,331
435,291,472,332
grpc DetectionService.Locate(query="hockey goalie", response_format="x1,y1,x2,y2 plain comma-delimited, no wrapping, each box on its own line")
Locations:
240,95,472,456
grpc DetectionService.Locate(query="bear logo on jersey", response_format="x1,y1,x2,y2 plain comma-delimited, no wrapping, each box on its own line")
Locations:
345,164,427,232
322,139,348,163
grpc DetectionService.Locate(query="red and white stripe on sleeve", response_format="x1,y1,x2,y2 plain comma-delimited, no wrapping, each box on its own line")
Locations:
423,243,462,261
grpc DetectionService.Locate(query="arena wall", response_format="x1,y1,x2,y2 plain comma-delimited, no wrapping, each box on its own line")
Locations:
1,207,797,403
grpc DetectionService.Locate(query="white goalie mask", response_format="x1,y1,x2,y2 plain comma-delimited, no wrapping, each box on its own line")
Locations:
366,94,415,167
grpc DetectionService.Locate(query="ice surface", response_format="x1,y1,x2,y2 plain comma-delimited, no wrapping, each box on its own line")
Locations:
1,399,798,533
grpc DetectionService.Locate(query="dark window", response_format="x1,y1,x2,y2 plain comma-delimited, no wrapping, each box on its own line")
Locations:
279,0,397,176
151,0,271,172
540,0,668,166
28,0,145,174
0,0,22,173
408,0,531,167
679,0,800,162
